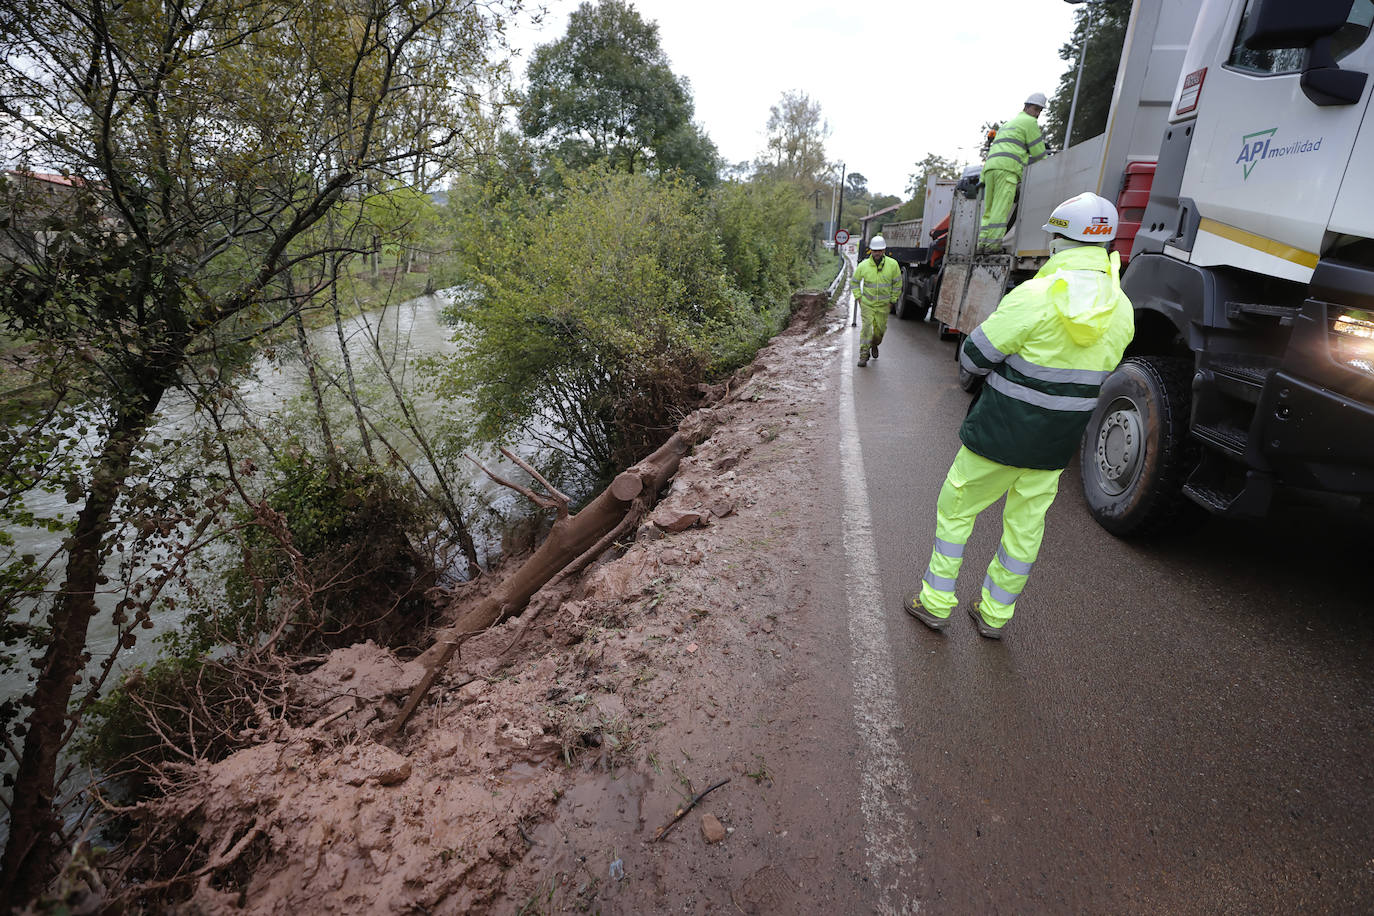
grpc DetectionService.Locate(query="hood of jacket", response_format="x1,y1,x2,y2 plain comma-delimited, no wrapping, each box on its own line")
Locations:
1042,245,1123,346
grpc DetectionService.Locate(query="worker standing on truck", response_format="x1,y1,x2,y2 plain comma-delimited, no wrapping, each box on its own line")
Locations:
904,192,1134,638
853,235,901,367
978,92,1049,250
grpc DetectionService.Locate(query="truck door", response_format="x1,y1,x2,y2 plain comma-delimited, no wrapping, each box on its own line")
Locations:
1179,0,1374,283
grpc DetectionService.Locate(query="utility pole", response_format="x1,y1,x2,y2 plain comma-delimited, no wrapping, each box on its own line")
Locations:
1063,0,1099,149
835,161,846,244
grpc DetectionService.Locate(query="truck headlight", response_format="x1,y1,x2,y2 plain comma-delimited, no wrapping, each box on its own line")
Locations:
1332,310,1374,376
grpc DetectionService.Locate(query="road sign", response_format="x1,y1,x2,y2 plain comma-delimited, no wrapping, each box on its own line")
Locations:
834,229,850,245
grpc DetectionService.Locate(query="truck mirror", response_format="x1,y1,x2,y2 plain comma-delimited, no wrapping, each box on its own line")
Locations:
1241,0,1355,50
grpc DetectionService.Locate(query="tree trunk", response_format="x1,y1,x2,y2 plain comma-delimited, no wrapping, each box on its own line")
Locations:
0,377,167,905
384,429,696,742
293,308,340,482
332,284,376,463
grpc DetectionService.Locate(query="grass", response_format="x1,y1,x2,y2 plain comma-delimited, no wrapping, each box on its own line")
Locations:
801,241,843,291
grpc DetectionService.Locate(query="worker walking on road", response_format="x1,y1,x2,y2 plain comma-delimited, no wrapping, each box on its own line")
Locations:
904,193,1134,638
979,92,1049,250
853,235,902,367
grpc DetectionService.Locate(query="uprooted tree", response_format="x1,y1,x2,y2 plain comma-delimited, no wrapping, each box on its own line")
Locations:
0,0,520,901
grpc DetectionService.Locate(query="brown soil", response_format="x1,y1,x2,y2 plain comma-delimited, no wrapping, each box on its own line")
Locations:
141,293,869,914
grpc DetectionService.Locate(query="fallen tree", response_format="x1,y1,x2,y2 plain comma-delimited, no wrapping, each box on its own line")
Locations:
382,286,834,743
383,423,706,741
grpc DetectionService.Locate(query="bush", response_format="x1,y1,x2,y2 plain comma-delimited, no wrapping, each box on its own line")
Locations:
438,167,745,481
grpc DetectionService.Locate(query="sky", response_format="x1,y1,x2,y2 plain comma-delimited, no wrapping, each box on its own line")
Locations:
504,0,1083,200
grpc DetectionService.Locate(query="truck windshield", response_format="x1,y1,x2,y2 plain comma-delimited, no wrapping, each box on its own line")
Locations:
1227,0,1374,75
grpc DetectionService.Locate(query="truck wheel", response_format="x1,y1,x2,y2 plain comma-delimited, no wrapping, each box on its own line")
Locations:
895,270,914,319
955,333,983,393
1079,356,1200,537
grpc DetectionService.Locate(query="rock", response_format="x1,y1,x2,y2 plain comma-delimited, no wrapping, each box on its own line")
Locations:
709,499,735,519
701,813,726,844
652,506,707,533
338,744,412,787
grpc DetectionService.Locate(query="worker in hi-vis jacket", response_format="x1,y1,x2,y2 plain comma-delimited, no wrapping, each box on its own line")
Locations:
905,192,1134,638
978,92,1049,250
852,235,902,367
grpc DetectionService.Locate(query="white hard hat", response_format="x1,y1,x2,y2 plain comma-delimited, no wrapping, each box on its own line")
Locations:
869,235,887,250
1025,92,1048,108
1043,192,1118,242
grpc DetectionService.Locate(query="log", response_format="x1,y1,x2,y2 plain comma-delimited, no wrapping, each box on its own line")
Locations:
382,430,696,742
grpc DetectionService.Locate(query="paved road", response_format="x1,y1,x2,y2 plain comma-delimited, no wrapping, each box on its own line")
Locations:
839,305,1374,912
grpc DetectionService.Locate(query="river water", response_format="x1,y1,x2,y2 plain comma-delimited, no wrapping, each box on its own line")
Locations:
1,290,501,717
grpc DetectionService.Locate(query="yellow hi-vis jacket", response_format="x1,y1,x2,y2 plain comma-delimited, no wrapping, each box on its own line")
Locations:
982,111,1047,180
854,254,902,312
957,245,1135,469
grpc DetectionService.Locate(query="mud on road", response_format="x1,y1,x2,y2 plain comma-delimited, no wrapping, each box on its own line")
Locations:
153,297,874,914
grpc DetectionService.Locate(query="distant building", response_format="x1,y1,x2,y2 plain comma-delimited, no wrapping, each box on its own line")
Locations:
0,170,105,262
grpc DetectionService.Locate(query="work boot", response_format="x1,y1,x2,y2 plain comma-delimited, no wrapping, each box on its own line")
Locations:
903,591,948,632
857,347,869,367
967,602,1003,639
870,341,879,360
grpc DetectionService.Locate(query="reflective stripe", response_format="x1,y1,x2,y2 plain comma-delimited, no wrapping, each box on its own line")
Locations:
1029,152,1046,163
979,221,1008,229
959,345,990,376
935,537,965,559
969,327,1007,363
983,574,1021,605
996,544,1034,576
986,151,1026,164
986,372,1099,412
1005,354,1111,385
923,569,957,593
992,136,1028,150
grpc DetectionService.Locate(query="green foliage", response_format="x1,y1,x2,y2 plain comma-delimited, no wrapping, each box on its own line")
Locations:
1044,0,1132,149
519,0,717,182
213,451,430,654
75,654,250,794
758,91,830,195
711,179,812,308
436,166,810,483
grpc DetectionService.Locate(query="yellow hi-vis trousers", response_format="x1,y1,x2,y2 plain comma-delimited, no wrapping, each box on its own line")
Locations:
979,170,1019,249
918,447,1063,628
859,300,888,354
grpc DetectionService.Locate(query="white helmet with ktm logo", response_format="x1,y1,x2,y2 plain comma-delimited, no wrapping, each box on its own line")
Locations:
1042,192,1118,243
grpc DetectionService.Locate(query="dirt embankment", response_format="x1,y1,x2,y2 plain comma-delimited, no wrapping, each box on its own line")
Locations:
136,290,864,914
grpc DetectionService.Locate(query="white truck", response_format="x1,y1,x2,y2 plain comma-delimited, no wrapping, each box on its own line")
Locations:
871,177,957,320
916,0,1374,536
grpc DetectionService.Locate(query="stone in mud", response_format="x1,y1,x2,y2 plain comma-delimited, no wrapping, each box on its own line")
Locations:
701,813,727,844
338,743,412,787
652,506,707,533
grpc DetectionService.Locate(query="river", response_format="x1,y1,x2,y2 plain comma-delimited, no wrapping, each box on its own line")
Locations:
0,290,507,722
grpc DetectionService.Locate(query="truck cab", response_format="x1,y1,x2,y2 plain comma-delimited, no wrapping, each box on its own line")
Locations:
927,0,1374,536
1084,0,1374,534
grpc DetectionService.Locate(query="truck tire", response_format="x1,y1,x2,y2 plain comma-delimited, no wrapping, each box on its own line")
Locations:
895,268,915,319
955,333,983,393
1079,356,1200,537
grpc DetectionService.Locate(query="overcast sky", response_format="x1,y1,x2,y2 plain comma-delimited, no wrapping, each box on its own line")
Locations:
505,0,1083,200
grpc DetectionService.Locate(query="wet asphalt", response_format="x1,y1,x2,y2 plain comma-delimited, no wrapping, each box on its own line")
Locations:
846,311,1374,912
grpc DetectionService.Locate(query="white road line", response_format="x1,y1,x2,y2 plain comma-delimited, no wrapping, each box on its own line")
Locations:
838,292,921,915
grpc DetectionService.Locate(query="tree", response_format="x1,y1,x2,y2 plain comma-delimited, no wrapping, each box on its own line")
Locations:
760,90,830,191
0,0,514,900
437,168,746,482
518,0,717,181
1044,0,1132,149
846,172,868,196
